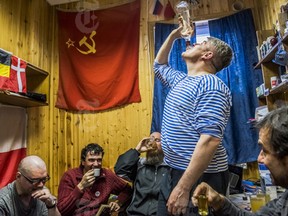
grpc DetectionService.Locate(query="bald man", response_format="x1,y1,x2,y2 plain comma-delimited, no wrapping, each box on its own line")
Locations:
114,132,169,216
0,155,61,216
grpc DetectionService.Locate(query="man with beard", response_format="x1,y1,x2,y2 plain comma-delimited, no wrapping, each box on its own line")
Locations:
192,106,288,216
0,155,61,216
114,132,169,216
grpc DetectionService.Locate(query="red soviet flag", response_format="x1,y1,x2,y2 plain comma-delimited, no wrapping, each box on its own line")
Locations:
56,0,141,111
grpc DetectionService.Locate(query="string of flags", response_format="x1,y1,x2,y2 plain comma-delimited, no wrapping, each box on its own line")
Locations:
0,48,27,94
151,0,176,19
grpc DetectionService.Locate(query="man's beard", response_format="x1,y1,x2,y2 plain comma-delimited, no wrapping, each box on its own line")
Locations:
145,150,164,165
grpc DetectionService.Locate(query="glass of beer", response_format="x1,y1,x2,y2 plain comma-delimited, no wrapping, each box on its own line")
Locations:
250,194,266,212
143,137,157,151
198,195,208,216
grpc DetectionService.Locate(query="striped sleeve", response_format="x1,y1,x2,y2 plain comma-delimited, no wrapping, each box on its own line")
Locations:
194,75,232,138
153,61,186,87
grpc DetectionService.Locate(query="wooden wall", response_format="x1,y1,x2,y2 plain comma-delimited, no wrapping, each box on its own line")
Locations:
0,0,287,195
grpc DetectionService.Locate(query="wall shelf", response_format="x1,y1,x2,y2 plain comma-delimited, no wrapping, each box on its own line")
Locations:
254,33,288,69
255,30,288,111
0,60,49,107
270,80,288,94
0,91,48,107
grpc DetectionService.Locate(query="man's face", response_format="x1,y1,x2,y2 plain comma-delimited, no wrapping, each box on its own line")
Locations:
82,151,103,173
150,132,162,152
257,127,288,188
146,132,164,165
17,168,49,195
182,40,213,61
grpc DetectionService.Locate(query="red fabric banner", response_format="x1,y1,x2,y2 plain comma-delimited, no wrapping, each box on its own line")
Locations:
0,105,27,188
0,148,26,188
164,1,176,19
56,0,141,111
0,50,27,93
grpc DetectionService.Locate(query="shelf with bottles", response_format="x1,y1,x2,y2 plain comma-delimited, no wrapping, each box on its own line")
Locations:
270,79,288,94
256,80,288,101
255,33,288,69
0,63,49,107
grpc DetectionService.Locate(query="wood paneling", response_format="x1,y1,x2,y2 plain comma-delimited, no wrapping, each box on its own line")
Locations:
1,0,287,195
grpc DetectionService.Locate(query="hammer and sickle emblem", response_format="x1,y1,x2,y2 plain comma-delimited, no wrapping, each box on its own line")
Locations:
76,31,97,55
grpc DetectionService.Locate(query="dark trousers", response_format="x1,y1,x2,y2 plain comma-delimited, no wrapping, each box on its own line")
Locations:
157,168,229,216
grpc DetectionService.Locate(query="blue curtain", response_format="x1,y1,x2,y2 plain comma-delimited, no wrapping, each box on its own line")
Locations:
151,9,263,164
151,23,196,133
209,9,262,164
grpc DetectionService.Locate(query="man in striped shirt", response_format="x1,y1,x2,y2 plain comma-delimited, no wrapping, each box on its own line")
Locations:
154,25,233,216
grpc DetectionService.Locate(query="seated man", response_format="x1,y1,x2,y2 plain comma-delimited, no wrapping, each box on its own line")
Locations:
0,155,61,216
114,132,169,216
57,143,132,216
192,106,288,215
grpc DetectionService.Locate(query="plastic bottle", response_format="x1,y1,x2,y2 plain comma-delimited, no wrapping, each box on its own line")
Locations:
175,1,193,46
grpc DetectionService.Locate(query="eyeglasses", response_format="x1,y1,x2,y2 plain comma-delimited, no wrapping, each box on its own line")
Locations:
20,172,50,185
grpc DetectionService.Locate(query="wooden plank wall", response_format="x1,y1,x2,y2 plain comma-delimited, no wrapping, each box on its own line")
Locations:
0,0,55,188
1,0,287,195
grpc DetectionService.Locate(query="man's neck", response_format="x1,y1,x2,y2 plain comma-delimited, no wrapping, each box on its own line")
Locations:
186,61,215,76
188,70,212,76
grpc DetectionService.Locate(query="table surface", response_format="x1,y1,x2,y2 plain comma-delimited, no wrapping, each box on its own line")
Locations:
229,193,251,211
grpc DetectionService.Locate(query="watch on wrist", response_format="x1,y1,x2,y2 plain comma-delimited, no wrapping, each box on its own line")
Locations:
46,198,57,209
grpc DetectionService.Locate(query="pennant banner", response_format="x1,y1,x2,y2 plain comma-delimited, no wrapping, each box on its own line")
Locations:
56,0,141,111
0,105,27,188
164,0,176,19
153,0,163,15
0,49,27,93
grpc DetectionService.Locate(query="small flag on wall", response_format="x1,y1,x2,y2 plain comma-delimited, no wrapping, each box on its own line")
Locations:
153,0,163,15
0,49,11,78
164,0,176,19
0,49,27,93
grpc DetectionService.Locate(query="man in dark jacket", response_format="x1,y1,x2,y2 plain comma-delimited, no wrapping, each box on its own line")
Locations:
114,132,169,216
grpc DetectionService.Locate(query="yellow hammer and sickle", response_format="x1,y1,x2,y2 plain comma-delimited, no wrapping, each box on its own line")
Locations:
76,31,97,54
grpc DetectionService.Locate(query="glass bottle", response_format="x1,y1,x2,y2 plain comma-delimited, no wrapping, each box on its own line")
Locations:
143,137,157,151
176,1,193,46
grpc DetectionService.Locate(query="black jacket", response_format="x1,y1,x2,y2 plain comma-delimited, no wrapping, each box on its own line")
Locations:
114,149,169,216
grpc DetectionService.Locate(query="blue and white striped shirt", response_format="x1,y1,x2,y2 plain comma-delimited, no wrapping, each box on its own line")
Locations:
154,62,232,173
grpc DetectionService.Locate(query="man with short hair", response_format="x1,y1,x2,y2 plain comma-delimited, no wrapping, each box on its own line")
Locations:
115,132,169,216
192,106,288,215
154,22,233,216
0,155,61,216
57,143,132,216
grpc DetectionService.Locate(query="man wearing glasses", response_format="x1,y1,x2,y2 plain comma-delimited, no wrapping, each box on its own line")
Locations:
0,155,61,215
